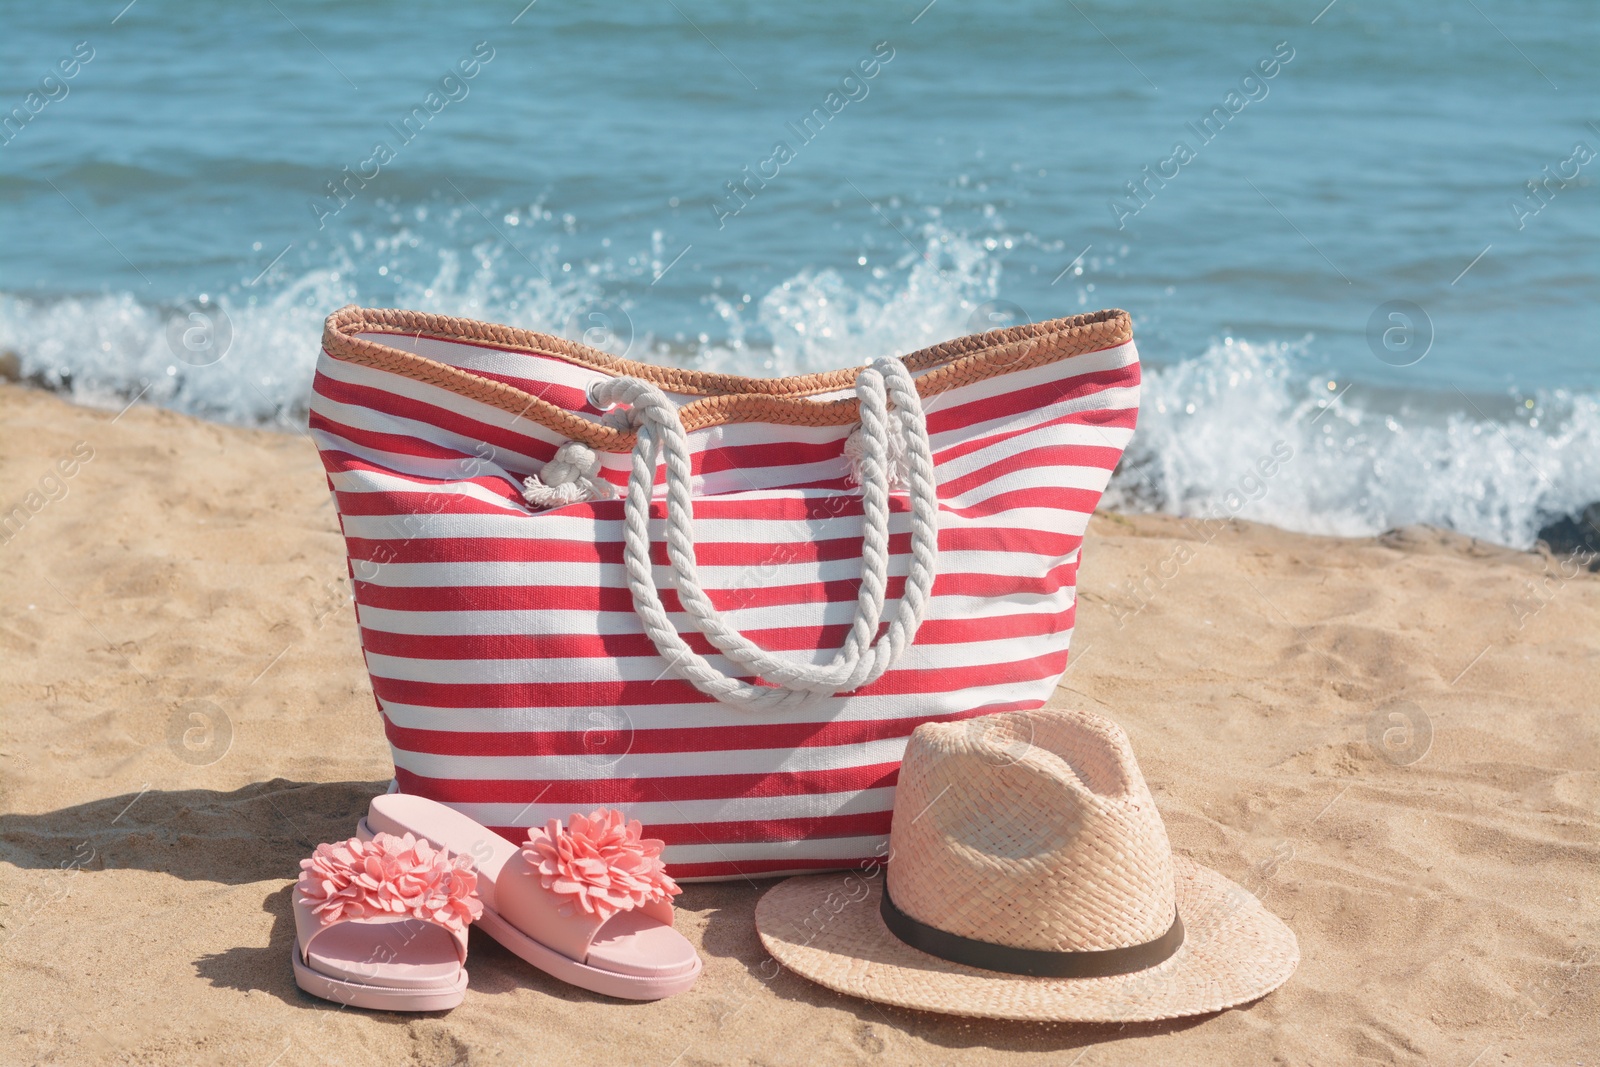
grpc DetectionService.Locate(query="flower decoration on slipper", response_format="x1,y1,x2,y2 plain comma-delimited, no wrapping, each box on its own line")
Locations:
297,831,483,934
522,809,682,921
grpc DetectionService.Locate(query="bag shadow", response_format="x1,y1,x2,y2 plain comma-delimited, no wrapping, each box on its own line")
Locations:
0,778,387,884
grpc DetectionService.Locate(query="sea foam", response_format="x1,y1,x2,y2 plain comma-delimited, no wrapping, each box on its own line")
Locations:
3,221,1592,551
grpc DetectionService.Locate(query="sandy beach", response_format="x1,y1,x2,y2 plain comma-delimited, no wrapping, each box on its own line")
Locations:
1,381,1595,1066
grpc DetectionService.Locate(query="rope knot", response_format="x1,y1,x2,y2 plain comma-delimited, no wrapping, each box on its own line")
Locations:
522,440,619,509
844,422,909,490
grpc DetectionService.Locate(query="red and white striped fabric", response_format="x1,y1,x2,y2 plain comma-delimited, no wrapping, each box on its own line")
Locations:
310,306,1139,880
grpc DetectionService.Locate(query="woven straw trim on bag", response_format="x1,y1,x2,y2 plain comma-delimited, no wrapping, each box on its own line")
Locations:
320,305,1133,452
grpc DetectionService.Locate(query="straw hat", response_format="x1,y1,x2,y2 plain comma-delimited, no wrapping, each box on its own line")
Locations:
754,708,1298,1022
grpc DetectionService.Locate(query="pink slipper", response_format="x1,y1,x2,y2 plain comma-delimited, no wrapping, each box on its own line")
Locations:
291,831,482,1011
359,794,701,1000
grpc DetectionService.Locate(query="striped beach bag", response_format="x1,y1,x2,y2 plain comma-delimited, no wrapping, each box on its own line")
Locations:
311,305,1140,879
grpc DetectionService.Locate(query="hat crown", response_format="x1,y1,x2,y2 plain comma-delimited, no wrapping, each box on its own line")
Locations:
886,708,1176,953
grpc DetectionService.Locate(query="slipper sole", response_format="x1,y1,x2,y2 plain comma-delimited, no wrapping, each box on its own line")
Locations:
291,946,468,1012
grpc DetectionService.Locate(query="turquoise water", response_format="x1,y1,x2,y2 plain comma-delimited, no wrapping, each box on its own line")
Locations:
2,1,1596,546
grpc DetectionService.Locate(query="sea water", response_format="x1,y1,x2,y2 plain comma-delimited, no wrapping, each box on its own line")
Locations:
2,0,1595,548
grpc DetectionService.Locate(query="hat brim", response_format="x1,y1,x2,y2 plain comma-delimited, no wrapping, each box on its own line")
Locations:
754,856,1298,1023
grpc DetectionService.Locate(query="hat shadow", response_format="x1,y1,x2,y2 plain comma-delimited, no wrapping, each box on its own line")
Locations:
837,996,1215,1054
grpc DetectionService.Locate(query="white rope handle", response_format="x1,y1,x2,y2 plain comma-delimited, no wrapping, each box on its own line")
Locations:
592,357,940,709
